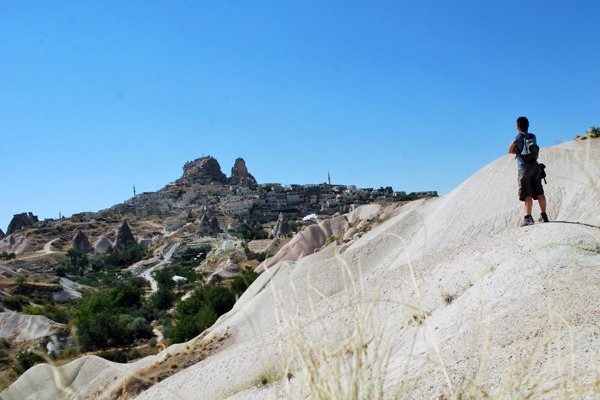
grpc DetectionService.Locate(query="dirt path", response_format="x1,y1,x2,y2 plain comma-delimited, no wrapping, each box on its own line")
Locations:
133,242,181,294
43,238,59,254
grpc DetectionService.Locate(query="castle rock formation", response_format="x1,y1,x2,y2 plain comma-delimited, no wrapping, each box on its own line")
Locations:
229,158,257,188
176,156,227,186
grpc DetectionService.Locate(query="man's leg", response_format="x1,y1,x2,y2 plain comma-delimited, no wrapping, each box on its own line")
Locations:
524,196,533,216
538,194,546,214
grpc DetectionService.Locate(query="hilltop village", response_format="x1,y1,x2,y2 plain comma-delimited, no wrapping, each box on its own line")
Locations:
3,156,436,238
105,156,437,225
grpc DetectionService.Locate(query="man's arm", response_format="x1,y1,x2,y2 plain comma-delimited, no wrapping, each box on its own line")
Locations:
508,142,517,154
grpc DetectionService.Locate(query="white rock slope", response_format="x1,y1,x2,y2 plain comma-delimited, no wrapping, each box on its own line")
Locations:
3,139,600,400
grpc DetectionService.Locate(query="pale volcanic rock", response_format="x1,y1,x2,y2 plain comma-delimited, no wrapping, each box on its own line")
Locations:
4,139,600,400
93,237,113,254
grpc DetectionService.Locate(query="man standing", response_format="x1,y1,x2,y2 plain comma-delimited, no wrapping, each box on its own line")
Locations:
508,116,549,226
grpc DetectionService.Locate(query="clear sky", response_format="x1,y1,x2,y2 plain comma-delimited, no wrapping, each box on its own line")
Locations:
1,0,599,232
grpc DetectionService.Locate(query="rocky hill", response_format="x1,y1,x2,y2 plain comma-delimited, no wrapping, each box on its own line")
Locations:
3,139,599,399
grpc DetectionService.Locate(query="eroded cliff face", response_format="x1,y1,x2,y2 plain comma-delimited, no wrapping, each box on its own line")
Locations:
6,212,39,235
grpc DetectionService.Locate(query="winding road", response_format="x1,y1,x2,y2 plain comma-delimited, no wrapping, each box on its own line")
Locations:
131,242,181,293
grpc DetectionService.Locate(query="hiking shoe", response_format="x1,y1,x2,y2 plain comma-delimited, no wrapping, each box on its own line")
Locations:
520,215,535,227
539,213,549,223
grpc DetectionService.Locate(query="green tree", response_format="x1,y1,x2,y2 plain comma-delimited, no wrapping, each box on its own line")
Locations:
66,249,89,275
146,285,176,312
169,284,236,344
231,269,260,297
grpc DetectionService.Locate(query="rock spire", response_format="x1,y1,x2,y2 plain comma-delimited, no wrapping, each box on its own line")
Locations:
114,220,136,253
72,230,93,253
271,212,292,238
229,158,257,188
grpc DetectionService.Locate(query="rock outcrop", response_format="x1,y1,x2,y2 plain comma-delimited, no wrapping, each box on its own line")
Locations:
208,257,242,281
72,231,93,253
93,237,113,254
210,216,221,234
0,234,29,255
198,207,221,236
229,158,257,188
176,156,227,186
271,212,292,238
0,311,67,343
0,228,5,240
6,212,39,235
114,221,136,253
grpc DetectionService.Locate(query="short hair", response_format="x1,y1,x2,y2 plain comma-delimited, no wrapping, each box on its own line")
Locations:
517,116,529,132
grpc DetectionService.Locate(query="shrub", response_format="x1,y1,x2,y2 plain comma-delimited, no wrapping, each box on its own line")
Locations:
22,304,70,324
2,295,29,311
73,279,153,351
169,284,235,344
0,252,16,260
229,222,268,241
65,249,89,276
13,350,45,375
587,126,600,138
146,285,176,312
93,244,149,269
243,244,267,262
231,269,260,297
288,219,300,233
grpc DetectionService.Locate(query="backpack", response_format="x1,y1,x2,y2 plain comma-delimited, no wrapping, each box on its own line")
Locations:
520,133,539,164
538,163,547,184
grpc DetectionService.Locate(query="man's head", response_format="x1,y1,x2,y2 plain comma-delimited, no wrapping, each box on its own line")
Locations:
517,116,529,133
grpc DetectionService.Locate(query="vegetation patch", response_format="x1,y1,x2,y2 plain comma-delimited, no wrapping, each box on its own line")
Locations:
110,330,231,400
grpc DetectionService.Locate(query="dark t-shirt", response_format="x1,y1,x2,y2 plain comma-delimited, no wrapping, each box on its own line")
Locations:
513,132,537,170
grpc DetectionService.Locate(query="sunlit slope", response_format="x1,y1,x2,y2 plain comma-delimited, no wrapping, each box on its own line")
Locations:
3,139,599,400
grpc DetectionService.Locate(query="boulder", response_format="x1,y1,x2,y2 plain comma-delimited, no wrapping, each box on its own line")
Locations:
114,220,136,254
176,156,227,186
137,237,153,249
0,234,28,255
93,237,113,254
6,212,39,235
165,220,186,232
72,231,93,253
229,158,257,188
208,258,242,281
0,311,67,343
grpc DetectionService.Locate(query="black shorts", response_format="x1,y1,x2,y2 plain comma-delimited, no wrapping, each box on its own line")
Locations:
518,163,544,201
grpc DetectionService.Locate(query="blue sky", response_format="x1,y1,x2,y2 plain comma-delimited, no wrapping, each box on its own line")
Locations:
1,0,599,232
